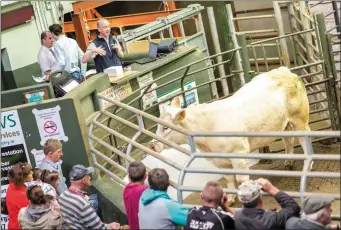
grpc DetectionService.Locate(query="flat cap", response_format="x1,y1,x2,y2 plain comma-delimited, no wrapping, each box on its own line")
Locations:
237,180,262,204
303,196,334,215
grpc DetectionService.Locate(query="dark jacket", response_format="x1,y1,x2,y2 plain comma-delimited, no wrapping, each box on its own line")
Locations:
286,217,327,230
234,191,301,230
185,206,235,230
92,35,122,73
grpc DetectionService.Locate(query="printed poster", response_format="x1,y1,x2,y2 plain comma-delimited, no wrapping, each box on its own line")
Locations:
137,72,158,109
157,81,199,114
32,105,68,146
31,149,45,167
1,110,31,229
99,82,133,110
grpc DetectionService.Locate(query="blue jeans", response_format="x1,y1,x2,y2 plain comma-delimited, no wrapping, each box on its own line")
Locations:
88,193,99,213
71,71,83,82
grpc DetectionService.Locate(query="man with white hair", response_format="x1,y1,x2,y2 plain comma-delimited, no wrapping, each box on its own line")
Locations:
234,178,300,230
286,196,338,229
82,18,124,73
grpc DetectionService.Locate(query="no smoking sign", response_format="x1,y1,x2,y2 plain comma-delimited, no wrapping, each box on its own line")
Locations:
32,106,69,146
43,120,57,134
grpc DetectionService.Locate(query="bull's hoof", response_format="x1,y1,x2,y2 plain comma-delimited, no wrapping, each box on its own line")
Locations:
259,159,273,164
284,164,294,170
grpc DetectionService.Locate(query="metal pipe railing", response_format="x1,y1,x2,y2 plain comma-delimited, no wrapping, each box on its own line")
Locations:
251,29,314,45
177,130,340,220
97,95,189,136
101,110,191,155
104,70,243,140
91,148,127,174
85,4,341,220
178,186,341,200
92,119,184,171
188,131,339,138
111,47,241,117
90,96,340,218
178,152,340,161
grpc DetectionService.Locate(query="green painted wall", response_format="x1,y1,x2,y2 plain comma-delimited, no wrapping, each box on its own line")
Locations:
11,62,42,88
1,83,55,109
1,98,89,188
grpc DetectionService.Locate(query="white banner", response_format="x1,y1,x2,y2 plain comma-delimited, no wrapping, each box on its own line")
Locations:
32,105,68,146
98,83,133,110
31,149,45,167
137,72,158,109
157,81,199,114
1,110,31,229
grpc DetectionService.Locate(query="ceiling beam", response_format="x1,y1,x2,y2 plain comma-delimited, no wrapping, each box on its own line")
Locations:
72,1,110,14
64,9,180,33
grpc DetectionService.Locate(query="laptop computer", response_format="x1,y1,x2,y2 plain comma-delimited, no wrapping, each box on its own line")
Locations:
135,42,158,64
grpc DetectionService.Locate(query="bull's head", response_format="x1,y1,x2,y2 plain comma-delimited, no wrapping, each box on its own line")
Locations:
150,97,188,152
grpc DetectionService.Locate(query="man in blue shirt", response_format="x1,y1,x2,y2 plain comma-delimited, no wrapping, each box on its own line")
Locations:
39,138,67,195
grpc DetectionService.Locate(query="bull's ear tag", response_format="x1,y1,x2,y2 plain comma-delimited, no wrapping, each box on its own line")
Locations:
171,96,181,108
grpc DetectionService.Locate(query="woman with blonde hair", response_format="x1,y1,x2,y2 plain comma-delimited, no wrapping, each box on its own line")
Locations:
6,162,33,229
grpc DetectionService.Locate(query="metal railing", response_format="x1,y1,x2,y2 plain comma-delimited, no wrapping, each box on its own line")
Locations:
88,95,341,220
246,12,340,139
87,2,340,219
98,36,254,165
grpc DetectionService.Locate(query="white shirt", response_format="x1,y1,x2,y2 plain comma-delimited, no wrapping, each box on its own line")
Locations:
54,35,87,76
37,45,61,76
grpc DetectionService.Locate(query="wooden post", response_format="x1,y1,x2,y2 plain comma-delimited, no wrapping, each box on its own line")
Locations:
72,13,89,52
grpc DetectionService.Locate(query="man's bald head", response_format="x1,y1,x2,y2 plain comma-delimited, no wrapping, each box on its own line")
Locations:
97,18,111,38
202,181,224,206
97,18,109,28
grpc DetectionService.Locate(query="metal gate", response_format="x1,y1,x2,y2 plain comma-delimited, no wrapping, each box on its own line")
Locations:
309,1,341,111
88,95,340,220
227,1,340,152
86,2,340,220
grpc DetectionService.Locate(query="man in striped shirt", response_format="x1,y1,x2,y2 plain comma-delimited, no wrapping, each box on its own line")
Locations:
39,139,68,195
58,164,120,229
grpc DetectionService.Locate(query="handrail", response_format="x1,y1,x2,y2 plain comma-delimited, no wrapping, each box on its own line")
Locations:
251,29,315,45
177,130,340,221
97,95,189,136
86,2,341,220
189,131,340,138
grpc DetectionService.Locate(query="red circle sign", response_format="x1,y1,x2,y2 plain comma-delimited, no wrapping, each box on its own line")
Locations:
44,120,57,134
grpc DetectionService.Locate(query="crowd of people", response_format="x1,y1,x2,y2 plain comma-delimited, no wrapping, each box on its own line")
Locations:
3,138,340,230
37,18,123,83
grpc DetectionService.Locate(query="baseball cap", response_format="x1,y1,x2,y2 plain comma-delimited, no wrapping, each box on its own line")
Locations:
303,196,334,215
237,180,262,204
69,164,94,181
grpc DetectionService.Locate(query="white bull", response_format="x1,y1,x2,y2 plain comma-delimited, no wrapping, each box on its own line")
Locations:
150,66,312,204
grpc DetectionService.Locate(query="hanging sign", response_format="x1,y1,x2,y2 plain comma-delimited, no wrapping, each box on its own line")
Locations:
32,105,68,146
137,72,158,109
157,80,199,114
98,83,133,110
